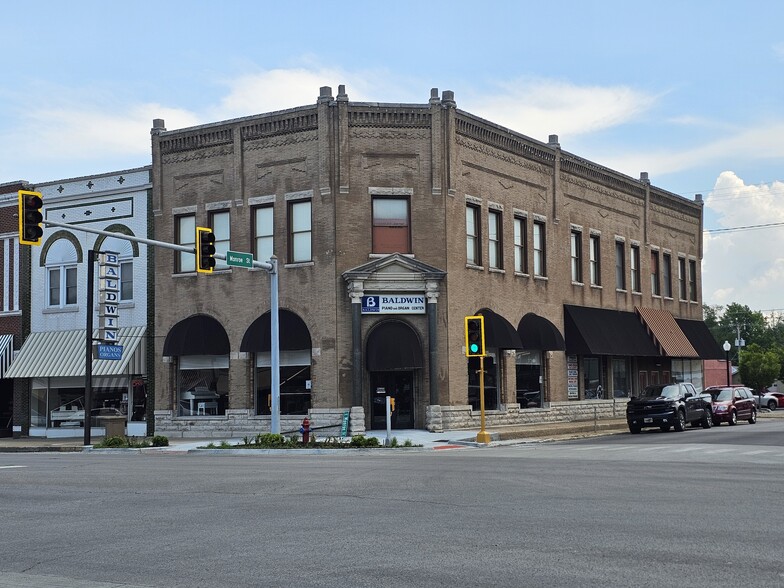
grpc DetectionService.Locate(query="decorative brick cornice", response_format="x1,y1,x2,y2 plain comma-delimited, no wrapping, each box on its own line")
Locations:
347,106,431,128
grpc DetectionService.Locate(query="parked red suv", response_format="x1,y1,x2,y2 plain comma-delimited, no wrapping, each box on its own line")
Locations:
704,386,757,426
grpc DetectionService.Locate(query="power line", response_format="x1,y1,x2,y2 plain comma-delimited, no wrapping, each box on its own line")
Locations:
704,221,784,234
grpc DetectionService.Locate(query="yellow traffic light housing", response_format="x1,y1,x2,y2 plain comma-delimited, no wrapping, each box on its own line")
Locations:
195,226,216,273
465,315,485,357
19,190,44,245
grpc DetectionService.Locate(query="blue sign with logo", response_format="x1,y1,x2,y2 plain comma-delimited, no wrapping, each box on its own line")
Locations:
361,294,426,314
96,344,123,360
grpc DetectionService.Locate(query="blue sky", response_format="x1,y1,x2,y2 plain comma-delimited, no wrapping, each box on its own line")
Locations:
2,1,783,315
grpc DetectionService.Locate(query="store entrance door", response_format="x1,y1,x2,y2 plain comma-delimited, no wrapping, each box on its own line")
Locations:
369,371,415,430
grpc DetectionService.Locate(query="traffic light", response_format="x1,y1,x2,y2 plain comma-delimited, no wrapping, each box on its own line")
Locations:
465,315,485,357
19,190,44,245
195,227,216,273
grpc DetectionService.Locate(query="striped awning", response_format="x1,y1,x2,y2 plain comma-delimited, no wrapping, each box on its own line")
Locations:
0,334,13,378
5,326,146,379
636,307,699,358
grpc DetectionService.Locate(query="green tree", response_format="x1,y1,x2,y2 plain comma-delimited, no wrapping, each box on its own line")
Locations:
738,343,780,393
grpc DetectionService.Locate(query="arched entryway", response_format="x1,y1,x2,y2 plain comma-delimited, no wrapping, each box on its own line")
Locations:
516,312,566,407
365,320,423,429
240,310,312,415
163,314,230,416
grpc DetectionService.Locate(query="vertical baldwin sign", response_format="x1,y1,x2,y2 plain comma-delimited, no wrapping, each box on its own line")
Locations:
96,251,122,360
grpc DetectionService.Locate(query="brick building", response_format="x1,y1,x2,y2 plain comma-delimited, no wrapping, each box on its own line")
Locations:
150,85,722,438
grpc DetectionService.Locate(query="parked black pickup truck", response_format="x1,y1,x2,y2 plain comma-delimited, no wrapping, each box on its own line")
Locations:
626,383,713,434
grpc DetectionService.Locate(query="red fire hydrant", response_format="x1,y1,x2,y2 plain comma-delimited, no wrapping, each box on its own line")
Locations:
300,417,311,444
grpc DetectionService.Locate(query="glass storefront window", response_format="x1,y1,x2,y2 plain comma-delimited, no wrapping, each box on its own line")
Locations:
468,352,498,411
671,359,704,392
583,356,604,399
178,368,228,416
515,350,542,408
612,358,630,398
254,350,312,416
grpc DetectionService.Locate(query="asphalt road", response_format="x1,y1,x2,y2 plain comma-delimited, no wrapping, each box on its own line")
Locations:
1,420,783,588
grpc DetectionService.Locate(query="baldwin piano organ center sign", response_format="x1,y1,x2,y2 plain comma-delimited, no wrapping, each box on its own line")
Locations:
98,252,120,344
361,294,426,315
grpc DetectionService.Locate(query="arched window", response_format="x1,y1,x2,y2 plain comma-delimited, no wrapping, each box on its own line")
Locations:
45,239,78,308
101,237,135,301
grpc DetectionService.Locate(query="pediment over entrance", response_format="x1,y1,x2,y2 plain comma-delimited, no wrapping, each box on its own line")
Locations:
342,253,445,297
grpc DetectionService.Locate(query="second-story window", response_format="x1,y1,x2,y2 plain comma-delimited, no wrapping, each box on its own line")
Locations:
630,244,641,293
615,241,626,290
533,220,546,277
662,253,672,298
570,229,582,283
45,238,78,308
288,199,312,263
372,197,410,254
678,257,687,300
210,210,230,270
254,205,274,263
488,210,502,269
176,215,195,273
466,204,481,266
651,250,660,296
589,234,601,286
514,216,527,273
689,259,698,302
120,261,133,301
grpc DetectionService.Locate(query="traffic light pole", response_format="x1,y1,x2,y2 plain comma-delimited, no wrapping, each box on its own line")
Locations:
476,355,491,444
41,219,283,440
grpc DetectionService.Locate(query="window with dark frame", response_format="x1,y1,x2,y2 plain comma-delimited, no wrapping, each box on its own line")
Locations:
210,210,230,270
630,244,641,293
488,209,502,269
533,220,546,277
615,241,626,290
589,234,601,286
662,253,672,298
466,204,481,265
288,200,312,263
372,197,410,254
514,216,527,273
120,260,133,301
689,259,698,302
570,229,582,283
651,250,660,296
678,257,687,300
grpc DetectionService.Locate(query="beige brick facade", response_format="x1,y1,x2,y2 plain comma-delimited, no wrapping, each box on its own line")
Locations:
151,86,706,436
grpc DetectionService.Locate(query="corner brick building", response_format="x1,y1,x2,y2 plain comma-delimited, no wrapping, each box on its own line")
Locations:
150,86,721,438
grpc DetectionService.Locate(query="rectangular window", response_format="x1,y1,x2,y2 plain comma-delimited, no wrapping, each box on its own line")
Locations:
533,220,546,277
120,261,133,301
254,205,274,263
615,241,626,290
678,257,687,300
288,200,312,263
689,259,698,302
48,266,77,307
651,250,660,296
589,234,601,286
662,253,672,298
466,204,481,265
570,229,582,283
372,197,410,254
210,210,230,270
488,210,502,269
176,215,195,273
630,244,641,293
514,216,527,273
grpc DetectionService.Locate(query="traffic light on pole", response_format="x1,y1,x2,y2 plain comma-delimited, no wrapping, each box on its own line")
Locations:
195,227,216,273
465,315,485,357
19,190,44,245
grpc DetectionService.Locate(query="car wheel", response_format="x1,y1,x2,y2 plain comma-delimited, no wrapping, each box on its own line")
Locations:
674,410,686,432
701,410,713,429
660,425,670,432
768,400,777,411
629,425,641,434
728,410,737,426
749,408,757,424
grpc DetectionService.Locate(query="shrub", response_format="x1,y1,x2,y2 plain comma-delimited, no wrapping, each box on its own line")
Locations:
97,435,128,448
151,435,169,447
349,435,380,448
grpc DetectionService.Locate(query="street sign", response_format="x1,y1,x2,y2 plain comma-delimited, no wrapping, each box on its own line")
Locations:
226,250,253,268
95,344,123,360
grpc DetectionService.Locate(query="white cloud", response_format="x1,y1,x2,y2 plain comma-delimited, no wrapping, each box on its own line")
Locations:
461,78,658,141
703,172,784,312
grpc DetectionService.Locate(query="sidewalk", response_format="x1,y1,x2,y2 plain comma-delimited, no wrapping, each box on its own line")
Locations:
1,411,780,453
